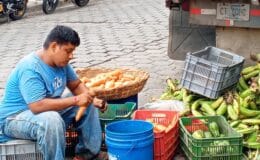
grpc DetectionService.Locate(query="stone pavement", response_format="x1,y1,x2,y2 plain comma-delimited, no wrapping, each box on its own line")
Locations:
0,0,184,107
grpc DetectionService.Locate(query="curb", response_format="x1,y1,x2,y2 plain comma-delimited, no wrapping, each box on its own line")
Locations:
0,0,78,23
0,0,72,23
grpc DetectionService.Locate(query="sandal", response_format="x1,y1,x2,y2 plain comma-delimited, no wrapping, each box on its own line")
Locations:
73,155,85,160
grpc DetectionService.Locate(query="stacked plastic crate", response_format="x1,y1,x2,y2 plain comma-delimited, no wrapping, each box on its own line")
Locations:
179,46,245,159
179,116,243,160
99,102,137,131
99,102,137,151
180,46,244,99
0,140,43,160
0,123,80,159
65,123,79,157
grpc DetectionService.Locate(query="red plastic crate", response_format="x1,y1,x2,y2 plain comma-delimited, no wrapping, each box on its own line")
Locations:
133,110,179,160
185,118,209,133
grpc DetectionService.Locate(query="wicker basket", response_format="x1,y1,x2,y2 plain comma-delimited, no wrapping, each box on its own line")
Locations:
76,68,149,100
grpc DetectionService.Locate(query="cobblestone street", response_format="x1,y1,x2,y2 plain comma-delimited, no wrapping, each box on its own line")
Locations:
0,0,184,107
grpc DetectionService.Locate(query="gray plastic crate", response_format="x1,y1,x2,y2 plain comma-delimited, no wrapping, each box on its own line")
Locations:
0,140,43,160
181,46,244,99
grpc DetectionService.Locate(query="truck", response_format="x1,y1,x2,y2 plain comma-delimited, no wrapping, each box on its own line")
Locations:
166,0,260,65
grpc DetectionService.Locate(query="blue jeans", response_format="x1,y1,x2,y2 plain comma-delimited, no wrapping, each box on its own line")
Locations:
2,97,102,160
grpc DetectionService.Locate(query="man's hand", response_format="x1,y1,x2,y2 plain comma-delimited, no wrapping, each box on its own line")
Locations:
93,97,108,112
76,93,94,107
75,91,95,122
75,90,108,122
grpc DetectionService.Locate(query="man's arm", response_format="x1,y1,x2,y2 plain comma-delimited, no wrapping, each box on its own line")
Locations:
19,70,81,114
28,92,93,114
28,79,104,114
67,79,90,96
28,96,78,113
28,79,93,114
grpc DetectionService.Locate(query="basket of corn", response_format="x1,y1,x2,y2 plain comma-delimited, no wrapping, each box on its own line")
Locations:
76,67,149,100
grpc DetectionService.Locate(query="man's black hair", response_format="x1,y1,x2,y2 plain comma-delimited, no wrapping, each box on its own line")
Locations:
43,25,80,49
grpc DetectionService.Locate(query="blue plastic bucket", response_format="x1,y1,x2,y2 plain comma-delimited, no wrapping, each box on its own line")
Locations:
105,120,154,160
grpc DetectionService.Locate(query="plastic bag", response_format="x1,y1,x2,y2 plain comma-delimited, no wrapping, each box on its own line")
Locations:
139,100,185,112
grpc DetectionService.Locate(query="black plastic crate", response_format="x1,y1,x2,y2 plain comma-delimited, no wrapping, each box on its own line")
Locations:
65,123,78,157
181,46,244,99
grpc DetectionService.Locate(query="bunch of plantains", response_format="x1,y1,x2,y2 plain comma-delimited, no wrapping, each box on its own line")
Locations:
160,63,260,159
236,63,260,159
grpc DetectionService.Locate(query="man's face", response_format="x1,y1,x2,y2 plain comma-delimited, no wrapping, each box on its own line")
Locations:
52,42,76,67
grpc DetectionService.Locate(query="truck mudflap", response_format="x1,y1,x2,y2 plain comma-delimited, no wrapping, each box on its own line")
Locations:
168,9,215,60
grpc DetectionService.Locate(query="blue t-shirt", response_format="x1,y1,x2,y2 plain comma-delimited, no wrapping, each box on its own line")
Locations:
0,53,78,142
